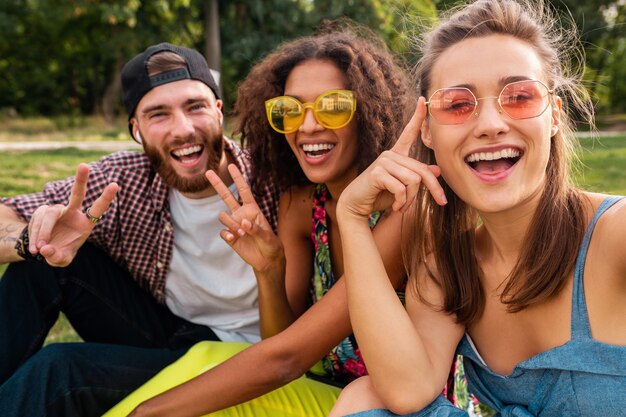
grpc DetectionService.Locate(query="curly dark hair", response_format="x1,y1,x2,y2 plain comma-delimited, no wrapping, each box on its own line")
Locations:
234,21,415,195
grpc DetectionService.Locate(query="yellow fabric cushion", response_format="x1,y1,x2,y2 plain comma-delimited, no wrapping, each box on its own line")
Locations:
103,341,340,417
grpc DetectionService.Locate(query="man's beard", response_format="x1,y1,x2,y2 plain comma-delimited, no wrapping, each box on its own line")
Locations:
143,126,224,194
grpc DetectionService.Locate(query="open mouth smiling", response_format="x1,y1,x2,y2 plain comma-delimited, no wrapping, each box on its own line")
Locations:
301,143,335,159
465,148,522,174
171,144,204,162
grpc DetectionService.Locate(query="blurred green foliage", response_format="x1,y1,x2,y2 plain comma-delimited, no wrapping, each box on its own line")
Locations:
0,0,438,118
5,1,622,120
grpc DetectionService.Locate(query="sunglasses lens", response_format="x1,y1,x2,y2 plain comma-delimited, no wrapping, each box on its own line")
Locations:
314,91,355,129
267,97,302,133
266,90,355,134
428,88,476,125
500,81,550,119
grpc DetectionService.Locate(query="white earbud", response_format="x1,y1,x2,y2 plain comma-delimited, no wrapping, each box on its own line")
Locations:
135,131,142,143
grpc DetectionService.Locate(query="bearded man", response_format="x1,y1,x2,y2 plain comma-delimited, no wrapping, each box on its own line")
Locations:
0,43,278,416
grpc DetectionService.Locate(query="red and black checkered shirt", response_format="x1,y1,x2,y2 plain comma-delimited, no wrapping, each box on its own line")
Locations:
0,138,279,303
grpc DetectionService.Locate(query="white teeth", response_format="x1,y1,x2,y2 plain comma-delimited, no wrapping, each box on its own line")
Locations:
172,145,202,157
301,143,335,152
466,148,520,162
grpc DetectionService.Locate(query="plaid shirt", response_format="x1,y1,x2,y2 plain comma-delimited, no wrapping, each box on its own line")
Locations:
0,138,279,303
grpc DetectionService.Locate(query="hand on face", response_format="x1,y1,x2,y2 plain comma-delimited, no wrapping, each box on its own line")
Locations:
28,163,119,266
206,164,284,273
337,97,447,220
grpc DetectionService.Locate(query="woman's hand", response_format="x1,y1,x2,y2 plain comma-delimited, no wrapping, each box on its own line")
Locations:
338,98,446,221
206,164,284,274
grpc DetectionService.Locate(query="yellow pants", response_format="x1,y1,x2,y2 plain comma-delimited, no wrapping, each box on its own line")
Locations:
103,341,341,417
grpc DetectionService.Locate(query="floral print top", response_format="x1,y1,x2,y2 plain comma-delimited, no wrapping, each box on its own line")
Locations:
310,183,381,386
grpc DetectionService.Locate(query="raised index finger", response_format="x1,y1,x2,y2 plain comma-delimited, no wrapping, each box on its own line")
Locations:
67,163,89,210
206,167,241,212
391,97,427,156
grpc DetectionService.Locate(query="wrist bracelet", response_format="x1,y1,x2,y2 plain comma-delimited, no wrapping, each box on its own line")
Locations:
14,226,45,262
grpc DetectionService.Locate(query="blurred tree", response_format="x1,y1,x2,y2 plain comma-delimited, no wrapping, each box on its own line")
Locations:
215,0,323,108
588,1,626,113
548,0,626,113
214,0,436,107
204,0,221,95
0,0,623,119
308,0,437,65
0,0,202,121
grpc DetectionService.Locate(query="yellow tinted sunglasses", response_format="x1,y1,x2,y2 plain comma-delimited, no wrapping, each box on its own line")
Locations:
265,89,356,134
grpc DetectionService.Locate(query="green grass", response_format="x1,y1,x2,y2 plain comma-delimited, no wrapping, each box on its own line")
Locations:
0,134,624,349
575,135,626,195
0,115,128,142
0,148,117,195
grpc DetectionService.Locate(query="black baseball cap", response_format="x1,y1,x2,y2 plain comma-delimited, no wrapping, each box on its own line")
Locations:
121,42,220,126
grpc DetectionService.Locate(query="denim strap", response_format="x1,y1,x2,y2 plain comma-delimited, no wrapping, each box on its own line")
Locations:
571,196,624,339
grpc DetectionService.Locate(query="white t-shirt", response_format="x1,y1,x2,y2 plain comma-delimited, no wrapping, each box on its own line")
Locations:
165,187,260,343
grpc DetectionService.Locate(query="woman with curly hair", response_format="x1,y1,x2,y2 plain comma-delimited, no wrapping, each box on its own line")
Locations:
218,24,415,381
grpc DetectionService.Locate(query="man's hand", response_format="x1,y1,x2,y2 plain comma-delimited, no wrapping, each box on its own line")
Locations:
29,163,119,266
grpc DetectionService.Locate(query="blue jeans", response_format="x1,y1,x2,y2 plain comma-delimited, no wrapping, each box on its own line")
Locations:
0,243,219,416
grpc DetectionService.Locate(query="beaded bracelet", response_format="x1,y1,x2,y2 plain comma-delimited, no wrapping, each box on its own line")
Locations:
14,226,45,262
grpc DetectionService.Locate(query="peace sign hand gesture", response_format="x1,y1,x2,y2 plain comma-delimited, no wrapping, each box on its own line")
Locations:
206,164,284,274
28,163,119,266
337,98,447,221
